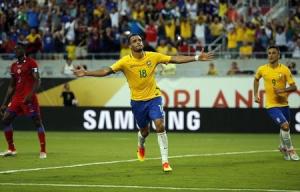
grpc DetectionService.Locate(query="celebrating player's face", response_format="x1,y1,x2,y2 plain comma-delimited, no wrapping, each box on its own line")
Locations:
14,45,25,58
267,48,280,64
129,35,144,52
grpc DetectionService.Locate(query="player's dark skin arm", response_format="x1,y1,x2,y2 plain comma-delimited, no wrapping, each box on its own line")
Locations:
73,66,114,77
0,78,16,115
23,71,41,103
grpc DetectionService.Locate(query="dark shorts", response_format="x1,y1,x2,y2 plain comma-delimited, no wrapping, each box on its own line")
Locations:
131,97,164,129
266,106,290,126
7,96,40,117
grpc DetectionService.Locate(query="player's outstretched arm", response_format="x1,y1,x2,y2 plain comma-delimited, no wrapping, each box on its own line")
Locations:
169,49,214,64
73,66,114,77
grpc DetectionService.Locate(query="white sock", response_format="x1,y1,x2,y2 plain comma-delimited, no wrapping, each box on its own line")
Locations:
279,131,285,148
280,129,293,150
157,131,168,164
138,131,146,148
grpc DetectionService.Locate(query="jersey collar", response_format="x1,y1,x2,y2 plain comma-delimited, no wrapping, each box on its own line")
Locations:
16,56,27,64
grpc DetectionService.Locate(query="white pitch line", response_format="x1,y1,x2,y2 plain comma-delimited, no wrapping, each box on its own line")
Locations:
0,149,278,174
0,183,298,192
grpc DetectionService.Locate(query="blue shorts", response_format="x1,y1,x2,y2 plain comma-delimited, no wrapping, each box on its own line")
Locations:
130,97,164,129
266,106,290,126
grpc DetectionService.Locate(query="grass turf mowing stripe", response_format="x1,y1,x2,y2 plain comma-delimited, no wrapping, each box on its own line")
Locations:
0,149,279,174
0,182,298,192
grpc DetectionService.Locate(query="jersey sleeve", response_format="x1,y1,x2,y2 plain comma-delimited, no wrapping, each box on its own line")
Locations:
285,68,296,85
155,53,172,64
29,58,39,73
110,58,124,72
254,66,262,80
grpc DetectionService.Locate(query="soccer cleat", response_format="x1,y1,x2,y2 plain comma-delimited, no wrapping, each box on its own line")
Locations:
2,149,17,157
278,146,291,160
137,147,145,161
162,162,172,172
40,152,47,159
287,149,300,161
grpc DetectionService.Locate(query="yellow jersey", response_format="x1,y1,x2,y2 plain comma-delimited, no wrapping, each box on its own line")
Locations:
111,52,171,101
255,63,296,108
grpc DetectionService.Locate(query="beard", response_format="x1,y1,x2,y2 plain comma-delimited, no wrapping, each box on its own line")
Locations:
134,47,143,52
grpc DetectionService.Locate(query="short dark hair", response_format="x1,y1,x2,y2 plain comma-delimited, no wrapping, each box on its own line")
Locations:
128,33,140,43
267,45,280,52
16,43,26,49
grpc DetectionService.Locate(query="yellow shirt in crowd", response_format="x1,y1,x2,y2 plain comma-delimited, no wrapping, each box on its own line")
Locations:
227,32,237,49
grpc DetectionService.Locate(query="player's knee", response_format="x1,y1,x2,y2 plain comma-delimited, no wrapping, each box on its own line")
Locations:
140,127,149,137
31,116,42,127
155,122,165,133
281,122,290,131
33,119,42,127
141,130,149,137
2,116,12,126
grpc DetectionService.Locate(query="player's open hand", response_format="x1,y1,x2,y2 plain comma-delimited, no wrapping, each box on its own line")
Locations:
199,48,214,61
72,65,86,77
254,95,260,103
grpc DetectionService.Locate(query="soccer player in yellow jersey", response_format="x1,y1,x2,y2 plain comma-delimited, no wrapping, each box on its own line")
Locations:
73,34,214,172
254,46,299,161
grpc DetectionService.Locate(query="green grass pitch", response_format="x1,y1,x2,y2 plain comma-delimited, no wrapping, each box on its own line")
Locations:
0,132,299,192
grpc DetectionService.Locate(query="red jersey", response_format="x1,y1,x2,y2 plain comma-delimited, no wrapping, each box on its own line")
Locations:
10,57,38,100
145,24,158,43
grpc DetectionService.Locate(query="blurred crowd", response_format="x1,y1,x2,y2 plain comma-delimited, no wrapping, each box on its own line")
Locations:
0,0,300,60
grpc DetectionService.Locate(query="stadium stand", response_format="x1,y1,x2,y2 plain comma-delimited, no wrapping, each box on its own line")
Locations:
0,0,299,76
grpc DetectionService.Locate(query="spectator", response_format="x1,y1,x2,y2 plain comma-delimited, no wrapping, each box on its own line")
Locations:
275,26,288,56
64,17,76,43
26,28,42,55
42,29,55,55
207,62,218,76
120,42,131,58
88,28,102,54
75,22,88,59
62,58,75,76
164,19,176,42
53,26,65,56
235,21,247,50
227,61,240,75
186,0,198,20
194,11,207,45
209,16,224,42
160,43,177,76
239,41,253,59
292,37,300,58
218,0,228,18
156,39,168,54
180,17,192,40
66,41,77,60
145,20,158,48
227,26,238,58
61,83,77,107
178,40,195,55
288,62,298,75
110,7,119,28
26,4,40,29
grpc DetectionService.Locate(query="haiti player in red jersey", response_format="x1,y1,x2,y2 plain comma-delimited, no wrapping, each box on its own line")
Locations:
0,44,46,159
